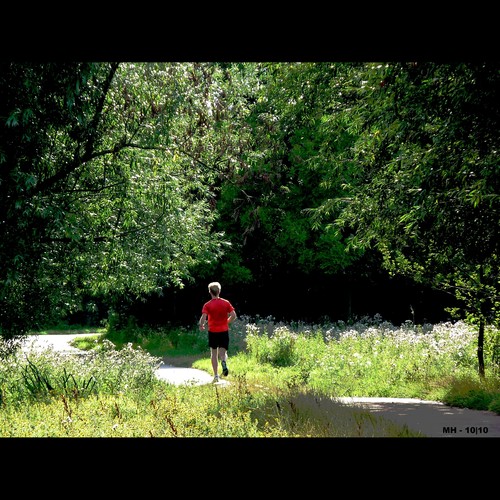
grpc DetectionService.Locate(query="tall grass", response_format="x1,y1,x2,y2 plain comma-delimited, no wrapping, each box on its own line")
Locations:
193,315,500,408
1,315,498,437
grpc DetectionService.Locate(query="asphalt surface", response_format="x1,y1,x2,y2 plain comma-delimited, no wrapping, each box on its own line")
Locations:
334,396,500,438
23,333,500,437
23,333,229,387
155,365,229,386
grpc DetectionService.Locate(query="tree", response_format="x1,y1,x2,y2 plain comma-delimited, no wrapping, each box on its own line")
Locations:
0,62,247,346
208,63,364,295
313,62,500,376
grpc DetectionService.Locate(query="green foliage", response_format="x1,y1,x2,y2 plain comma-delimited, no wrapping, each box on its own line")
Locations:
2,61,499,367
220,255,253,285
21,358,97,400
141,327,208,357
245,325,298,366
323,63,500,328
36,322,106,334
1,62,252,338
1,317,499,437
236,316,497,400
100,322,208,357
489,395,500,414
0,339,162,407
212,62,362,288
484,324,500,368
443,377,500,413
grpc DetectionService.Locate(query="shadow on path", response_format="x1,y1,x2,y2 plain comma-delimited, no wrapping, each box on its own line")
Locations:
335,397,500,438
25,334,500,437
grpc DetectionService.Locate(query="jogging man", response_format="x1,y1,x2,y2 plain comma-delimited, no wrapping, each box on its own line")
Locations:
199,281,237,383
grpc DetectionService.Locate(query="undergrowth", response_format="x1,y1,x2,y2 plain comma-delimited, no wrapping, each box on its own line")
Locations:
1,315,498,437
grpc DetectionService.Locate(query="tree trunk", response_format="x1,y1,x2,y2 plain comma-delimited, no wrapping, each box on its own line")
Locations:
476,264,486,378
347,284,352,322
478,318,485,378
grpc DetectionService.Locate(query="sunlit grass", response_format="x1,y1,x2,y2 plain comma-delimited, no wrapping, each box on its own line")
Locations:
30,322,107,335
1,315,499,437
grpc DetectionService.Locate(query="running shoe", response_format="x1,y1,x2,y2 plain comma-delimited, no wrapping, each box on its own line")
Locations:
221,360,229,377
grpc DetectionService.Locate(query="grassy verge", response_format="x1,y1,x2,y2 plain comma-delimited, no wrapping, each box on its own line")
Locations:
1,315,498,437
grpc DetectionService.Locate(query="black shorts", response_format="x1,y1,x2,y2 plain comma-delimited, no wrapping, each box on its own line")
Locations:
208,330,229,350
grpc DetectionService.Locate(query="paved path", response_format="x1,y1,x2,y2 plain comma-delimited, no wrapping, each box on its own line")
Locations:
335,397,500,438
24,333,230,387
24,334,500,437
155,365,229,386
24,333,96,354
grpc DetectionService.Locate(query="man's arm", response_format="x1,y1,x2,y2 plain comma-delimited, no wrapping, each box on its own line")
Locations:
199,313,208,330
228,310,237,324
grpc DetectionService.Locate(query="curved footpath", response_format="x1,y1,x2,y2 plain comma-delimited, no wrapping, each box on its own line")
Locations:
24,334,500,438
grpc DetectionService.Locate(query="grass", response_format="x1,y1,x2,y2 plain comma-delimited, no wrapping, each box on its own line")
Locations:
32,321,107,336
1,314,499,437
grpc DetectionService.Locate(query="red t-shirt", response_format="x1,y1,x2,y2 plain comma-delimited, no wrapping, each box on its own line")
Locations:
202,297,235,332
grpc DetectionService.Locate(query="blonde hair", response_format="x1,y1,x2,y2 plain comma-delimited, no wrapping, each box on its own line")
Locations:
208,281,221,296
